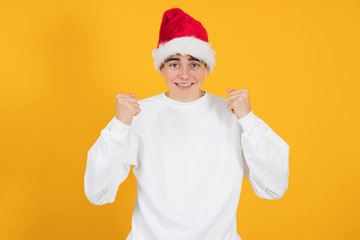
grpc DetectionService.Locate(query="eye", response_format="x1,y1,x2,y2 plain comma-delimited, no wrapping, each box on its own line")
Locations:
169,63,180,68
191,63,200,68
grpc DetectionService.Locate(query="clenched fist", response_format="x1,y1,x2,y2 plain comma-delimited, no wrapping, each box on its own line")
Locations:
226,88,252,119
116,93,141,125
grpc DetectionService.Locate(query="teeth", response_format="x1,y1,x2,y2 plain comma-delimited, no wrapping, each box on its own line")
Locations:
177,83,192,87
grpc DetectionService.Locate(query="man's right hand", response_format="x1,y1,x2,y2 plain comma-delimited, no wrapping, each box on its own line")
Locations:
115,93,141,125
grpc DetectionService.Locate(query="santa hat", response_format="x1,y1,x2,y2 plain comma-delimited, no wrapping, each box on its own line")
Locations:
152,8,216,72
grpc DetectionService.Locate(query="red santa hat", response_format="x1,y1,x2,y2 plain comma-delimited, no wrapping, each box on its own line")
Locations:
152,8,216,72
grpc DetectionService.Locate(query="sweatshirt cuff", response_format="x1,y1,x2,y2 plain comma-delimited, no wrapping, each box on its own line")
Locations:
237,110,259,133
105,116,131,136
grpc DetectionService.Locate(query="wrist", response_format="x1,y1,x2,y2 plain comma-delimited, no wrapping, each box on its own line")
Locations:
236,109,252,119
116,114,132,126
237,110,259,133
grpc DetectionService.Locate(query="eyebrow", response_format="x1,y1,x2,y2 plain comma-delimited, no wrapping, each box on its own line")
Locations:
164,56,201,63
164,57,180,63
188,56,201,62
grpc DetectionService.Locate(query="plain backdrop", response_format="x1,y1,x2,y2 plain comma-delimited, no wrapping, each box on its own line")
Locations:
1,0,359,239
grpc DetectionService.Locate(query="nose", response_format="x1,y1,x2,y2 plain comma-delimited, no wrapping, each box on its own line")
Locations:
178,65,190,80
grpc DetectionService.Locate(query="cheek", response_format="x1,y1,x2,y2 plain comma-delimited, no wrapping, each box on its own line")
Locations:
164,73,177,87
195,73,205,82
164,71,177,81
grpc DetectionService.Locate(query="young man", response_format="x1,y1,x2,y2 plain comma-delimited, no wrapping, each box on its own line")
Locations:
84,8,289,240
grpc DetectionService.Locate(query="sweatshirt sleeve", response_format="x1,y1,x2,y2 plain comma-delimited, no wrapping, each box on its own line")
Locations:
84,116,139,205
238,110,289,200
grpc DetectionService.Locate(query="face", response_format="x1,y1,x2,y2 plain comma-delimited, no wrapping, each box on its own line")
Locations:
160,54,210,102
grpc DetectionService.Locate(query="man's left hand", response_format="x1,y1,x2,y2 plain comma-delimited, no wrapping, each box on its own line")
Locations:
226,88,252,119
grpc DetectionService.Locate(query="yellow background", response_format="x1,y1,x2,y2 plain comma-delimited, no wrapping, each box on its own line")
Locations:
1,0,359,239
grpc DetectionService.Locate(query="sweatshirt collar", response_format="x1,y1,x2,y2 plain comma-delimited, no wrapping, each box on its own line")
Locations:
159,91,210,107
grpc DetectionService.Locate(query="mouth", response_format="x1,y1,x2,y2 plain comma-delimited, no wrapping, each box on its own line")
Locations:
175,83,194,89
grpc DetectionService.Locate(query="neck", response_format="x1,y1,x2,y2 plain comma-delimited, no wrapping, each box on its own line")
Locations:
165,90,204,102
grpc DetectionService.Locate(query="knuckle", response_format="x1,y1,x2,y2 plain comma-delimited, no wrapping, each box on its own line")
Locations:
123,101,132,107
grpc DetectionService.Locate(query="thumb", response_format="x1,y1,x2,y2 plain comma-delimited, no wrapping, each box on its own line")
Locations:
226,88,235,95
126,92,137,98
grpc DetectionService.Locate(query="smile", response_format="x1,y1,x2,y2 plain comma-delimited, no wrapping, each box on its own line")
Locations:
175,83,194,88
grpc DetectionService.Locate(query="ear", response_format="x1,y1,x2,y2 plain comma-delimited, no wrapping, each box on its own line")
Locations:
204,66,210,77
159,65,165,76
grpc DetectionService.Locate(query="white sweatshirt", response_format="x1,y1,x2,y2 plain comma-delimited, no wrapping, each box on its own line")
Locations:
84,92,289,240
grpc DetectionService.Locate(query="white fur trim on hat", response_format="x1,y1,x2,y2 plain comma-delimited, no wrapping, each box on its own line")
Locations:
152,37,216,72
